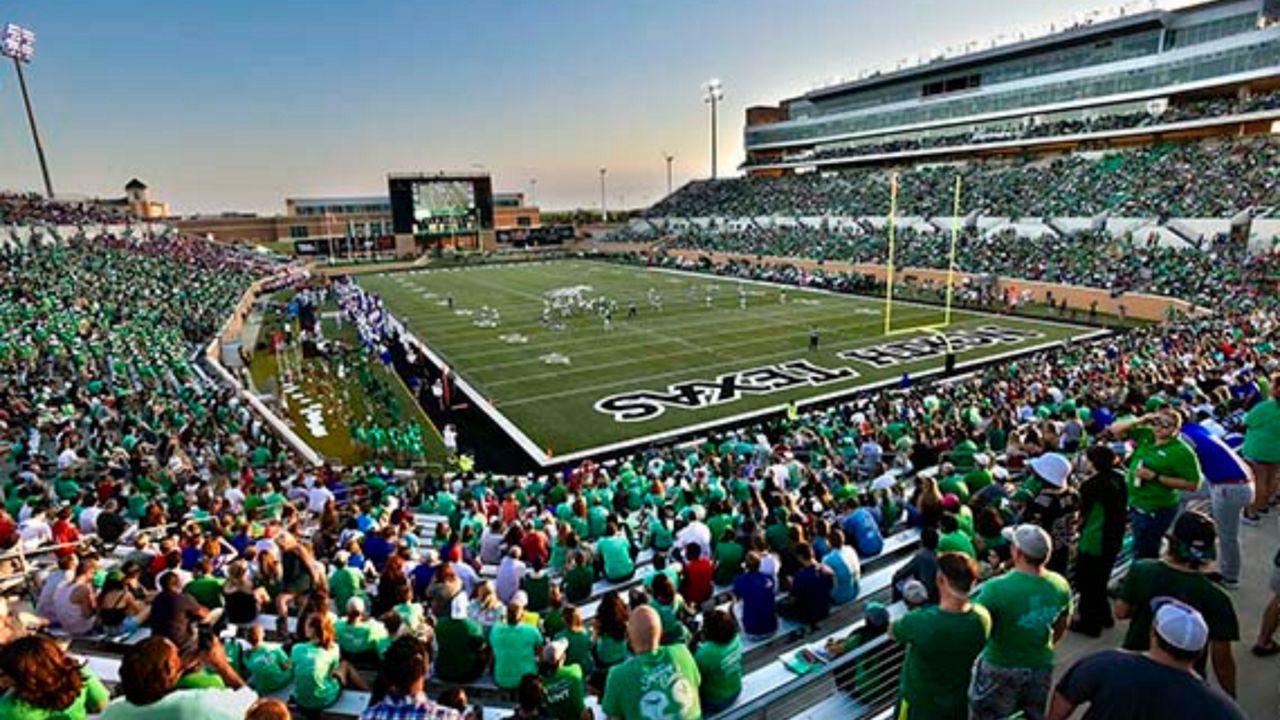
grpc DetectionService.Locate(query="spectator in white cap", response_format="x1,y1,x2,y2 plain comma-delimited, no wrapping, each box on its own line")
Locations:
1047,599,1246,719
968,524,1072,720
1020,452,1080,574
538,637,587,720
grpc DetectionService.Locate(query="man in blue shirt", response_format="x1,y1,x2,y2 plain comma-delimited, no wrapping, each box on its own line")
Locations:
732,551,777,637
778,543,833,626
1181,419,1254,588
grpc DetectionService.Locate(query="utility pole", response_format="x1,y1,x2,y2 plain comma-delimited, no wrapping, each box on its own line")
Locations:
599,167,607,224
664,154,674,196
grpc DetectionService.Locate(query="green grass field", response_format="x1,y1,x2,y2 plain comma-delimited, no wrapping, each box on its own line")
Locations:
357,260,1101,462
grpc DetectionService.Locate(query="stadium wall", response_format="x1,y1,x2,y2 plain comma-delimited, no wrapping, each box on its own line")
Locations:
592,242,1193,321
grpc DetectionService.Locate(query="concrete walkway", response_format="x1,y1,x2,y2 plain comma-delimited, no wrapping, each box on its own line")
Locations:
1053,508,1279,718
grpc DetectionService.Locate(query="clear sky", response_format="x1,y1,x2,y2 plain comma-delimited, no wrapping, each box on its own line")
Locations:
0,0,1180,214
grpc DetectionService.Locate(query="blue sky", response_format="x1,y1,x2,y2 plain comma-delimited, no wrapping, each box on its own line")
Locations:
0,1,1171,214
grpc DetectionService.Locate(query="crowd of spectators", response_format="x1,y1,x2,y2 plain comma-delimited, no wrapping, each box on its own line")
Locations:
759,89,1280,166
650,135,1280,220
1,190,1276,720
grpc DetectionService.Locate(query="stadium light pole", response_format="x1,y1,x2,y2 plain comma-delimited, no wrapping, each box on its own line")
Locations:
529,178,537,207
599,167,607,224
3,23,54,198
664,153,674,196
703,78,724,179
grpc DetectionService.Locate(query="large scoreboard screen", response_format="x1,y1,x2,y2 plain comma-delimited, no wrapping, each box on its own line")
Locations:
389,174,494,237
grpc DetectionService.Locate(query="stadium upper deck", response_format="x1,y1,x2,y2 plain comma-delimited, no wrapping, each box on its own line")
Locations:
745,0,1280,171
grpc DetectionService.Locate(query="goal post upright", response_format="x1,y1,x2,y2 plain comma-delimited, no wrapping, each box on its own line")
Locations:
882,172,899,336
943,173,963,327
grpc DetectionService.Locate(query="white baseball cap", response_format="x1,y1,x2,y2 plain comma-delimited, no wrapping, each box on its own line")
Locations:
1028,453,1072,488
1152,597,1209,653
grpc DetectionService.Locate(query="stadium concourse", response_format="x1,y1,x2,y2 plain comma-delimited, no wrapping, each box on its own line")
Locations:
2,160,1279,720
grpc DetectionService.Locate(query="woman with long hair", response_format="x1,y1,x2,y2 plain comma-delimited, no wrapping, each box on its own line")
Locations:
224,558,270,625
289,613,368,714
97,568,150,635
590,590,629,691
0,634,110,719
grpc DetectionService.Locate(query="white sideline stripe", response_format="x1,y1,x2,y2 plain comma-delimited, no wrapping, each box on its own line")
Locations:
370,260,1108,466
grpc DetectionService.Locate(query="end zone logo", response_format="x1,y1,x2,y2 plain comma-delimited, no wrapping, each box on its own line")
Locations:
593,324,1046,423
595,360,859,422
838,325,1043,368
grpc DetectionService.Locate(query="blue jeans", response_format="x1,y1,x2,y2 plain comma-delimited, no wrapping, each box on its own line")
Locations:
1130,505,1177,560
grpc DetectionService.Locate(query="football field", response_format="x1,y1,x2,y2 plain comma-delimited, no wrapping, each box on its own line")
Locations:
357,260,1102,463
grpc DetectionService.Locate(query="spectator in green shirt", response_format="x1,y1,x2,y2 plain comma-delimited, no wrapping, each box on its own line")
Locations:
694,607,743,713
243,624,292,694
564,551,595,604
183,559,224,610
539,638,588,720
891,552,991,720
491,596,544,691
598,522,635,582
0,634,110,720
436,594,490,683
1109,409,1202,559
290,613,368,711
601,605,701,720
327,551,365,613
334,597,387,662
1243,376,1280,523
968,524,1072,720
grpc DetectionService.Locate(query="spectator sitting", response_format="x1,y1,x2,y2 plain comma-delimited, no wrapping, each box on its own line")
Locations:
822,528,862,605
694,607,743,713
244,623,292,694
679,543,714,607
539,638,588,720
778,543,833,626
601,605,701,720
491,595,543,691
291,613,369,712
361,635,463,720
0,634,110,719
590,591,630,690
733,551,778,638
335,597,387,664
436,592,489,684
99,636,256,719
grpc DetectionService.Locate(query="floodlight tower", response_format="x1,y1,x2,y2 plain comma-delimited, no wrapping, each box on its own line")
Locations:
703,78,724,179
3,23,53,198
663,153,674,196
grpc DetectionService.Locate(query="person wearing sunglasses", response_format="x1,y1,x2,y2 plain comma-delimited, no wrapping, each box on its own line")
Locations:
1107,408,1203,560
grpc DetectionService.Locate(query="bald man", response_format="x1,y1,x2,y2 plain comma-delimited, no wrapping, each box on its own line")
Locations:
602,605,702,720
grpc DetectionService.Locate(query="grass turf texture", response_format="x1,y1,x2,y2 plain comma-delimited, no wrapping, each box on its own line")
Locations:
357,260,1096,461
248,295,447,467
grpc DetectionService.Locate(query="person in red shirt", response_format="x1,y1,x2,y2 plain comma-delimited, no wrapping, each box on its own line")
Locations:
680,543,714,606
0,509,16,550
520,525,549,569
50,506,81,557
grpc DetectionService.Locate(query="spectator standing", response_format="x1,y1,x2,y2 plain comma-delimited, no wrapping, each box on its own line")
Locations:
1020,453,1079,575
1109,410,1202,559
1071,445,1127,636
968,525,1072,720
1113,511,1238,697
891,552,990,720
1180,420,1254,587
1242,376,1280,525
1048,600,1246,720
601,606,701,720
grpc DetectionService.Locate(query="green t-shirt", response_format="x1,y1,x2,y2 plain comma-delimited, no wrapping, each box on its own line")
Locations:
694,635,743,704
595,634,629,668
1117,560,1239,652
183,577,225,609
246,643,292,693
0,666,109,720
713,541,745,587
973,569,1072,669
1125,427,1202,510
542,664,586,720
328,567,364,613
602,645,702,720
892,605,992,720
599,534,634,580
491,621,543,690
289,642,341,709
1243,399,1280,463
558,628,595,677
175,670,225,689
565,564,594,603
335,618,387,656
436,616,488,682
